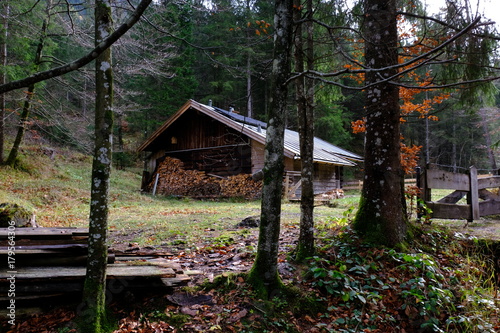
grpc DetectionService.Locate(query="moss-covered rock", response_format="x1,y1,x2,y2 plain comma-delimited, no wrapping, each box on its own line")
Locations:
0,203,37,228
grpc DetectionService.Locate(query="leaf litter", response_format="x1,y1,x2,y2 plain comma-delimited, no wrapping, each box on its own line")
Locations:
4,221,500,333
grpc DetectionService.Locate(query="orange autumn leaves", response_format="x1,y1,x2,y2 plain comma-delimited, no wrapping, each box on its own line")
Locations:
229,20,271,36
350,15,451,174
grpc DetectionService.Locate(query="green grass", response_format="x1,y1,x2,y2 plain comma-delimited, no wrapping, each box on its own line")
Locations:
0,147,360,248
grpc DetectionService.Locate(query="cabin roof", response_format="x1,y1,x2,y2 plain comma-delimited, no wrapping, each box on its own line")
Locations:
138,99,363,166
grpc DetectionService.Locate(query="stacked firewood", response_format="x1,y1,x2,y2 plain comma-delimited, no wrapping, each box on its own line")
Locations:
220,174,262,199
150,157,262,200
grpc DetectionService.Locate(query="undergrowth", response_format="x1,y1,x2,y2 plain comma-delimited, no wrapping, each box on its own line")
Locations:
306,224,500,332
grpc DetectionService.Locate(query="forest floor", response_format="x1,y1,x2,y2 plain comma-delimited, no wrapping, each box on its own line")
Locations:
2,148,500,332
7,215,500,333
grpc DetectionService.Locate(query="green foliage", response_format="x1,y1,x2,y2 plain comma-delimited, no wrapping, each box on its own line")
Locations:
306,226,500,332
314,86,353,148
392,251,455,330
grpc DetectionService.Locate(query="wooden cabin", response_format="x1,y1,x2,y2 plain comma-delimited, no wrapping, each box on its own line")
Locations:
137,100,362,197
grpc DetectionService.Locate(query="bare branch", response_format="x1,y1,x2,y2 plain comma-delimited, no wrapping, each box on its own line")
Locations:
0,0,153,94
399,11,500,41
287,16,491,91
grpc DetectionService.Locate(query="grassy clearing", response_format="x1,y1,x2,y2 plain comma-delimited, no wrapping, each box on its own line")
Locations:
0,147,359,248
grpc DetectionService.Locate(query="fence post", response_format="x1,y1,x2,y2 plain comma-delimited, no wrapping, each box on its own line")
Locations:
416,166,422,222
468,166,479,222
152,173,160,196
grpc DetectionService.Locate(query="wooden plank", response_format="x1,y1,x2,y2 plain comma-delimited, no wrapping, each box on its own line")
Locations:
468,166,479,221
478,175,500,189
0,238,88,246
478,189,500,201
426,169,470,191
0,228,88,239
0,282,85,295
437,190,467,204
0,264,176,280
426,202,472,220
479,200,500,217
0,244,88,254
161,274,191,287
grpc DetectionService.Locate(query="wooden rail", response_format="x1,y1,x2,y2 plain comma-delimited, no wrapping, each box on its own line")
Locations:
418,166,500,222
342,178,416,191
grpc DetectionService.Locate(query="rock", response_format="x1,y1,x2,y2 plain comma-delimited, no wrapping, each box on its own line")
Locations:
0,203,37,228
236,216,260,228
167,292,214,307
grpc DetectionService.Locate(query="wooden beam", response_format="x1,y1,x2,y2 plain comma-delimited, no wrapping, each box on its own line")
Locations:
468,166,479,222
426,169,470,191
0,264,176,280
479,200,500,217
426,202,471,220
0,227,88,239
478,175,500,190
437,190,467,204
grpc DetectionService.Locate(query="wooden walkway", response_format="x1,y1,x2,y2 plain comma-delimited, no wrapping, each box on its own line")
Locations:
0,228,196,301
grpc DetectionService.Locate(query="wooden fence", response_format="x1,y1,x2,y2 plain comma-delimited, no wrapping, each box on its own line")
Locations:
342,178,416,191
418,166,500,222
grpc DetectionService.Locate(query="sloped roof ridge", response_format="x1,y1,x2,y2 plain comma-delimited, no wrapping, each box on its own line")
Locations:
211,106,268,129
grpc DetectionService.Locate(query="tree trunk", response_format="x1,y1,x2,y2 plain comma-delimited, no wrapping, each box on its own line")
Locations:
0,2,8,164
247,0,293,299
353,0,407,246
479,108,497,171
80,1,114,331
6,2,51,166
293,0,315,261
246,54,253,118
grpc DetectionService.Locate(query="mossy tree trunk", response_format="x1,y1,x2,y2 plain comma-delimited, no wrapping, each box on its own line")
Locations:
353,0,407,246
80,1,113,332
293,0,315,261
6,0,51,166
0,2,8,164
247,0,293,299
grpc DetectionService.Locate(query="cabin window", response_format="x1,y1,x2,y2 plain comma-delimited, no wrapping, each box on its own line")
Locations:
171,136,177,144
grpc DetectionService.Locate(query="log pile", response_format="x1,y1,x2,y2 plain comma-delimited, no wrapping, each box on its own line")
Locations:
150,157,262,200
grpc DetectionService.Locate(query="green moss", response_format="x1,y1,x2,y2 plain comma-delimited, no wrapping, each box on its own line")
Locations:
167,313,191,327
353,195,409,247
292,242,316,263
201,272,244,292
279,285,326,316
0,202,33,227
352,195,385,243
78,279,113,333
246,266,284,300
